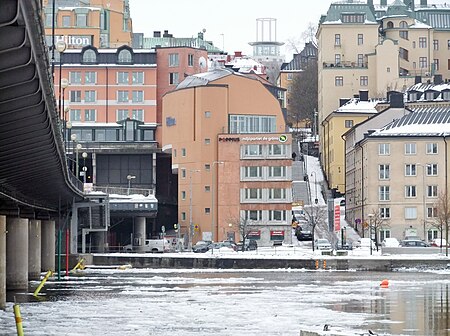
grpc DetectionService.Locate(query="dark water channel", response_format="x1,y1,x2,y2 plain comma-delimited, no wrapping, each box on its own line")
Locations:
1,268,449,335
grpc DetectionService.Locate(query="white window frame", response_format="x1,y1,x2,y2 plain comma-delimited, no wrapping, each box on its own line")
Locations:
426,143,438,154
379,186,390,201
69,71,81,84
243,166,263,178
379,164,390,180
427,164,438,176
427,185,438,198
85,71,96,84
380,207,390,218
117,71,129,84
405,143,416,155
404,207,417,219
378,143,390,155
405,185,417,198
405,164,417,176
269,210,287,221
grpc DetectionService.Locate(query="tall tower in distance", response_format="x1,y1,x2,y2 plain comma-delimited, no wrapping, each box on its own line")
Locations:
249,18,285,84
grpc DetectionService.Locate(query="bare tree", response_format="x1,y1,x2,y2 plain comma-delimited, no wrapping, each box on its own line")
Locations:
288,61,318,128
227,215,252,251
285,22,318,54
367,208,389,251
302,204,327,251
431,192,450,256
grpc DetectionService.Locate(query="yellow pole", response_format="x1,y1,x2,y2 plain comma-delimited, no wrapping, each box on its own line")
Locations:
13,303,24,336
33,270,53,297
71,258,85,272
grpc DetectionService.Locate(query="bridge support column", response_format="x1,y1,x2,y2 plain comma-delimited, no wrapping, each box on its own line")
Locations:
0,215,6,310
28,220,41,280
94,232,107,253
41,220,55,272
6,217,28,290
134,217,146,253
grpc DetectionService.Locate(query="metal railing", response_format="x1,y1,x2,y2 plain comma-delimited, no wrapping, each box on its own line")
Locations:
93,185,155,196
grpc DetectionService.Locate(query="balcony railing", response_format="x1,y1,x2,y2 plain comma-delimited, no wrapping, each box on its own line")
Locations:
322,61,368,69
93,185,155,196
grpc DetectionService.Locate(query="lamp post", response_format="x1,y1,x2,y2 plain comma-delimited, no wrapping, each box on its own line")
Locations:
82,152,88,184
368,213,374,255
211,161,224,242
189,169,200,251
127,174,136,195
75,143,82,179
56,40,67,119
311,171,318,204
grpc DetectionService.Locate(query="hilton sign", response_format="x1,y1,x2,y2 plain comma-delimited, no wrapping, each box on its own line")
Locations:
54,35,92,48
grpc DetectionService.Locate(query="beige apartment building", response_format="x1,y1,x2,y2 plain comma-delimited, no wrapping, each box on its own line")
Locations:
345,89,450,242
317,0,450,194
162,69,292,246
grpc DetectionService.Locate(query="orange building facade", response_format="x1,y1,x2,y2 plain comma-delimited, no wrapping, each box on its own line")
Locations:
162,69,292,246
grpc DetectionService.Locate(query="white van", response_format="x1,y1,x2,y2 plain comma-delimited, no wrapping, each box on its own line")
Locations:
123,239,172,253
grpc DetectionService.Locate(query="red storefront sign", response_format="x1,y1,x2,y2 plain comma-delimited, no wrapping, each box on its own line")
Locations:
334,205,341,231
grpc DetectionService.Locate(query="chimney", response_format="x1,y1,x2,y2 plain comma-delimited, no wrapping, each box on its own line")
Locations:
434,74,443,85
388,91,404,108
367,0,373,9
163,30,170,37
153,31,161,38
359,90,369,102
234,51,242,57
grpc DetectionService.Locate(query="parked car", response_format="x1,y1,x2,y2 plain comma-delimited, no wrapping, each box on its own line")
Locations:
382,237,401,248
335,240,352,250
296,225,313,241
357,238,376,250
430,238,447,247
315,238,332,250
192,242,211,253
401,240,430,247
123,239,172,253
236,239,258,251
219,240,238,251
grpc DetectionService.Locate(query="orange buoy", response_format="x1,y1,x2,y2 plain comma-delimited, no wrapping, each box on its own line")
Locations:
380,279,389,288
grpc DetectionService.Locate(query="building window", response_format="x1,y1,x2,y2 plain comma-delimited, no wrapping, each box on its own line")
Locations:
181,191,186,200
229,115,276,133
433,39,439,50
335,34,341,46
379,164,390,180
379,143,390,155
360,76,368,86
433,59,439,71
268,144,286,156
341,13,365,23
204,138,211,145
205,208,210,215
268,166,286,178
399,30,408,39
244,166,262,178
380,207,391,219
405,143,416,155
426,143,438,154
181,169,186,178
84,90,96,103
118,49,132,63
379,186,390,201
76,14,87,27
419,37,427,48
357,54,364,67
205,186,210,192
244,210,262,221
117,109,128,121
181,148,186,157
117,72,129,84
419,57,428,68
69,71,81,84
131,109,144,121
287,73,293,80
244,144,263,156
117,91,129,102
399,48,409,61
343,120,353,128
132,91,144,103
205,111,211,118
427,207,438,218
405,207,417,219
70,109,81,121
335,54,341,65
181,212,186,221
70,90,81,102
85,71,96,84
82,49,96,63
169,53,179,67
132,71,144,84
357,34,363,45
405,164,417,176
244,188,262,200
405,185,417,198
169,72,179,85
335,76,343,86
427,163,438,176
428,185,438,197
269,188,287,200
188,54,194,67
84,109,96,122
269,210,287,221
205,164,210,171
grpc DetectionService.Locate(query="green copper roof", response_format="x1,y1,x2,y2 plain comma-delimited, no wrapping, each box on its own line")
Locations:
142,37,223,53
320,2,377,24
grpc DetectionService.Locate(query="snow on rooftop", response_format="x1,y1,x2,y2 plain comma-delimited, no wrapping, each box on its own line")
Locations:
335,98,379,114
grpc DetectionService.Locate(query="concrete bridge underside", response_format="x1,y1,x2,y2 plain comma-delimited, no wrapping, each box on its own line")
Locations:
0,0,84,309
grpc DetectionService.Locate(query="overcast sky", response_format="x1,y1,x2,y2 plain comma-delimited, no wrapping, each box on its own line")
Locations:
129,0,333,60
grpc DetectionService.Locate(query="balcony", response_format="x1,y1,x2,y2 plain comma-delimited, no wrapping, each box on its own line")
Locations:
322,61,367,69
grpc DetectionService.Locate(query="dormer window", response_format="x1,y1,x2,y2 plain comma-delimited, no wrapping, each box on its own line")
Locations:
442,91,450,100
409,92,417,101
118,49,132,63
82,49,96,63
341,13,365,23
425,92,435,100
386,21,394,29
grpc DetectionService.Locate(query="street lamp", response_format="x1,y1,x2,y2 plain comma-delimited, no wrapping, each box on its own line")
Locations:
417,163,428,241
188,169,200,251
127,174,136,195
368,213,374,255
211,161,224,242
56,40,67,120
82,152,88,183
75,143,82,179
311,171,318,204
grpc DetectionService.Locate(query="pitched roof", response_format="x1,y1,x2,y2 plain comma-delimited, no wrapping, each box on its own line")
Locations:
320,2,377,24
